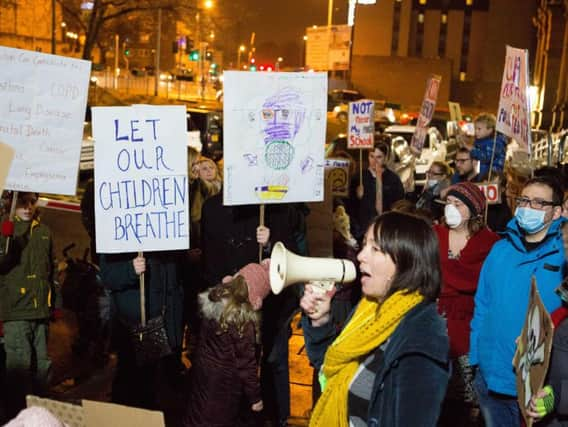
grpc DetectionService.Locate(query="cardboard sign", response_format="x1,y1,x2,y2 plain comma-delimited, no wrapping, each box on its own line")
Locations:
0,141,15,193
92,105,189,253
347,99,374,149
448,101,463,122
83,400,165,427
476,182,501,205
0,46,91,195
513,278,553,427
411,74,442,153
496,46,532,153
223,71,327,205
324,158,351,196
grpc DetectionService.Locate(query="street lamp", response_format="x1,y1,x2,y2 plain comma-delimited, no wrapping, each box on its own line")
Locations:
237,44,246,70
204,0,213,9
276,57,283,71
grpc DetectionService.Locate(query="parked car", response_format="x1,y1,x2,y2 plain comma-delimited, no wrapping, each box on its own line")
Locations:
79,121,94,174
383,124,448,188
175,68,194,81
328,89,365,112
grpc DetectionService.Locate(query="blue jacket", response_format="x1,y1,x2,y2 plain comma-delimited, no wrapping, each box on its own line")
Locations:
470,217,567,396
469,132,507,178
303,301,450,426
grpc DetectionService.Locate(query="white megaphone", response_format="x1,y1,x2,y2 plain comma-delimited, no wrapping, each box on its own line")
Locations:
269,241,357,294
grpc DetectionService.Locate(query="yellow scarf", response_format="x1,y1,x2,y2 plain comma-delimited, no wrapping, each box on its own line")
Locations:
309,290,424,427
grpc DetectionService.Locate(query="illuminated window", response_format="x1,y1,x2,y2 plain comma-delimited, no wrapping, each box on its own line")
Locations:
418,13,424,23
460,72,466,81
419,0,427,4
466,0,473,5
441,14,447,24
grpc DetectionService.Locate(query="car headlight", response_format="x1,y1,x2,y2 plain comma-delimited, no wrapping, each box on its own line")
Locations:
333,106,341,113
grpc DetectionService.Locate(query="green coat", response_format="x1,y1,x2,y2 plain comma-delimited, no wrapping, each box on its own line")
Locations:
0,217,53,321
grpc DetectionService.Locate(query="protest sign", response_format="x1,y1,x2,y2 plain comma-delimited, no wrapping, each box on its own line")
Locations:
496,46,532,153
476,182,501,204
92,105,189,253
0,141,15,193
324,158,351,196
347,100,374,149
448,101,462,122
411,74,442,153
223,71,327,205
0,46,90,195
513,278,553,427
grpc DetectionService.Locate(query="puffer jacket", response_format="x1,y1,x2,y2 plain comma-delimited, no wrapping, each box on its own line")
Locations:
470,217,567,396
0,217,53,321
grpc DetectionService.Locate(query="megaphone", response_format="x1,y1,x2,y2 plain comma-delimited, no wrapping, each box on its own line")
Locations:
269,241,357,294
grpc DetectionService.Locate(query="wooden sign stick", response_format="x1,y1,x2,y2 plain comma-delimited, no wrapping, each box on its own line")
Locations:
138,251,146,327
5,191,18,254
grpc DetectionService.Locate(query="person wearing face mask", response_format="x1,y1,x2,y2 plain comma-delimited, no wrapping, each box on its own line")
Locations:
416,161,452,222
433,182,499,426
470,175,567,427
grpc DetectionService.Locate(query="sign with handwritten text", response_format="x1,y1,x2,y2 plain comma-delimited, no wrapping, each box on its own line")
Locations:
0,46,90,195
347,100,374,149
496,46,531,153
92,105,189,253
411,74,442,153
324,158,350,196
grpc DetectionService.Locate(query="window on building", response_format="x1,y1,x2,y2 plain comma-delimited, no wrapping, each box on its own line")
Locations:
391,0,403,54
459,7,472,79
438,12,448,56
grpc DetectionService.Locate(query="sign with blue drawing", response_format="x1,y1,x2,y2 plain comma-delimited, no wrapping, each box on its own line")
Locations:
222,71,327,205
92,105,189,253
347,100,374,149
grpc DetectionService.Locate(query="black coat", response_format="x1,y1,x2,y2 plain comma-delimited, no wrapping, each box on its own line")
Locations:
303,301,450,426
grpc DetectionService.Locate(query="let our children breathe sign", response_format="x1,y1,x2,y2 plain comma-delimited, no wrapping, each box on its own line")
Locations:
92,105,189,253
0,46,90,195
347,100,374,149
222,71,327,205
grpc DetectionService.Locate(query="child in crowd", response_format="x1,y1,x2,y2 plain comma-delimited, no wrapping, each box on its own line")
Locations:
184,261,270,427
469,113,507,179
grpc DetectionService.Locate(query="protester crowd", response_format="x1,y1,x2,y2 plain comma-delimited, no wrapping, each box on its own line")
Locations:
2,111,568,427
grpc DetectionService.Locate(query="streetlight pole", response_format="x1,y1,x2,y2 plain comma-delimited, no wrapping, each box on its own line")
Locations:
237,45,245,70
154,8,162,97
51,0,56,54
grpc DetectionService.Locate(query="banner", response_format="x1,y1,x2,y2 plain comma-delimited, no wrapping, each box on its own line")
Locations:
223,71,327,206
496,46,532,152
347,100,374,149
411,74,442,153
0,46,90,195
92,105,189,253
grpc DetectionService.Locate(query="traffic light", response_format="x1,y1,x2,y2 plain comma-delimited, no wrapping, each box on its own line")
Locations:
205,50,212,60
189,50,199,61
250,65,256,71
124,48,130,56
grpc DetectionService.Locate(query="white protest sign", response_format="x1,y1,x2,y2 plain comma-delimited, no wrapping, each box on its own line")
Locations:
476,182,501,205
347,100,374,149
0,142,15,193
411,74,442,154
496,46,532,153
92,105,189,253
223,71,327,205
0,46,90,195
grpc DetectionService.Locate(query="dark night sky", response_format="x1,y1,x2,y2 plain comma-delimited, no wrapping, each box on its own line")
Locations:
229,0,348,66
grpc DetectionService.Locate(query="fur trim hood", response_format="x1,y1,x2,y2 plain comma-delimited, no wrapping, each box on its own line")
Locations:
199,289,225,322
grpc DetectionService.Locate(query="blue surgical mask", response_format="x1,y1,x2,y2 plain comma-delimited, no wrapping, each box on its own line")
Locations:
515,206,546,234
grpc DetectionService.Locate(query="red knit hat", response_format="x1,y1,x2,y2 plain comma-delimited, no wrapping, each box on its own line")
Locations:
236,260,271,310
446,181,486,216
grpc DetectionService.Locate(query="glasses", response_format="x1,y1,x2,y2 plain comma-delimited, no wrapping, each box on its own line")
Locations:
515,197,555,209
427,171,444,176
455,158,471,163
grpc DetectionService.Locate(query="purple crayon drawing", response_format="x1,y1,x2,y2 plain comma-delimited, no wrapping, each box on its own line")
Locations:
300,156,314,174
243,153,258,166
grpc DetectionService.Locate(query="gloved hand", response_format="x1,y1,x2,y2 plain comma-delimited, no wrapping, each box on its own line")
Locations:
1,220,14,237
528,385,555,420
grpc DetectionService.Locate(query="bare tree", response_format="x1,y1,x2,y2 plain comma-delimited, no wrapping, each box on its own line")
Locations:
56,0,184,60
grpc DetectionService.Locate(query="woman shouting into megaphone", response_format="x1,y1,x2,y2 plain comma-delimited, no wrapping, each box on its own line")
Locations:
300,211,450,427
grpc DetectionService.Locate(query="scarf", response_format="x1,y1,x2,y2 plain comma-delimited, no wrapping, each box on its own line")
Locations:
309,290,424,427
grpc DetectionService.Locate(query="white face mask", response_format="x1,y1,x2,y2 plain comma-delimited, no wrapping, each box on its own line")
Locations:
426,179,438,189
444,204,463,228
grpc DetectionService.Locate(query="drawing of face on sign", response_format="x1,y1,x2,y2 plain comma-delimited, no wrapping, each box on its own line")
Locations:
255,87,307,201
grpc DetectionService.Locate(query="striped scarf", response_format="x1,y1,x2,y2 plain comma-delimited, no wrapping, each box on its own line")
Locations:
309,290,424,427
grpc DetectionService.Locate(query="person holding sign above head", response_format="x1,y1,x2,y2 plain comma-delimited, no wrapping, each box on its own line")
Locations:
470,175,567,427
301,211,450,427
98,250,184,410
0,192,53,419
347,141,405,242
434,182,499,426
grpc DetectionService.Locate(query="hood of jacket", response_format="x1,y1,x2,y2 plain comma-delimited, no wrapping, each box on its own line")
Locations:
502,216,567,253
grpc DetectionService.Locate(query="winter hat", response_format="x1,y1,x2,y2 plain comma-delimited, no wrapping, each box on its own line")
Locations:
5,406,66,427
236,260,271,310
446,181,486,216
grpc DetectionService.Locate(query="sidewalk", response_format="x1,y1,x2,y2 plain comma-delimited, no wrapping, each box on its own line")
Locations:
47,310,313,426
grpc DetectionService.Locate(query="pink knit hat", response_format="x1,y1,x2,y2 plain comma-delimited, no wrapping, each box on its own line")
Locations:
236,260,271,310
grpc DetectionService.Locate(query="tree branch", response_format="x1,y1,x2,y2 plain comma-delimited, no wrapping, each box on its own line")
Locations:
55,0,88,32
